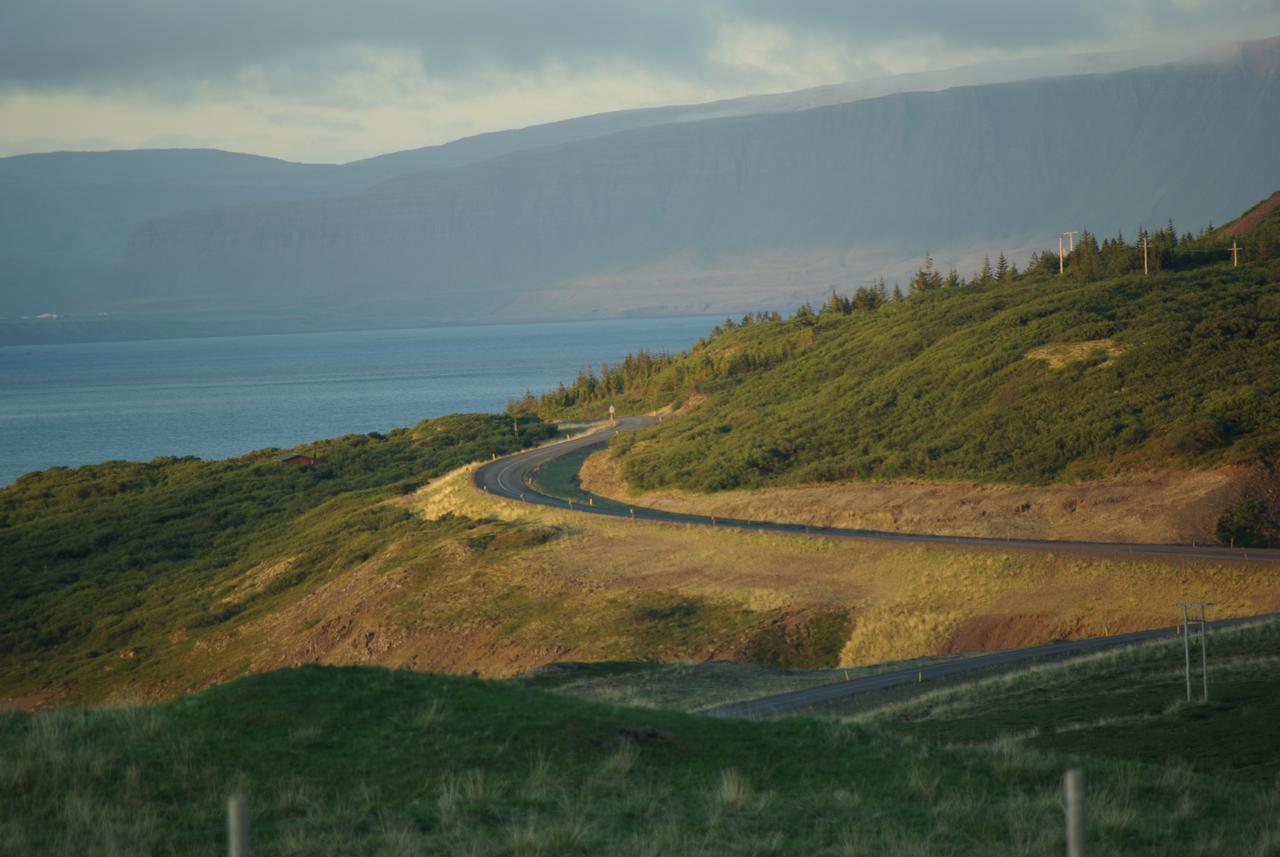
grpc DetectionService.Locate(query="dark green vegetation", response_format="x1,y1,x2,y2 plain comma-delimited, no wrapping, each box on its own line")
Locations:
0,414,555,698
4,623,1279,855
869,620,1280,787
741,610,853,669
1217,496,1280,548
519,202,1280,497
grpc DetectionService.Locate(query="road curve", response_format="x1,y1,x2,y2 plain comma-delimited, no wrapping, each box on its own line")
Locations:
702,613,1280,719
474,419,1280,564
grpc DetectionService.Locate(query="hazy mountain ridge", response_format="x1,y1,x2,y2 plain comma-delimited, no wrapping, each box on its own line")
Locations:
117,47,1280,326
3,37,1278,337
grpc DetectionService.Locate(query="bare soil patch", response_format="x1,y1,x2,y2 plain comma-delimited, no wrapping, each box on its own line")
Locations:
1221,189,1280,237
580,450,1270,545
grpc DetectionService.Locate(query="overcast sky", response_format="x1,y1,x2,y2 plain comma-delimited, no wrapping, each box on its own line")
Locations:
2,1,1278,163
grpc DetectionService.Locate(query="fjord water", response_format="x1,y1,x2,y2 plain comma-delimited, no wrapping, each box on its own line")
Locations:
0,316,717,486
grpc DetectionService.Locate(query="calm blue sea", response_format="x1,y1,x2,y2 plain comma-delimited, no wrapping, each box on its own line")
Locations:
0,316,717,486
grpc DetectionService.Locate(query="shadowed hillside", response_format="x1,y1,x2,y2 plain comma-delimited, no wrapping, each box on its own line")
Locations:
3,622,1279,854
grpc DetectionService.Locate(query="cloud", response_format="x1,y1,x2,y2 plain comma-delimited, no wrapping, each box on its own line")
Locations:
0,1,1276,162
0,1,713,93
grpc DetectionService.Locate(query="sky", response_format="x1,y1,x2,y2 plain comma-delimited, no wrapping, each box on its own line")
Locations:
2,1,1278,164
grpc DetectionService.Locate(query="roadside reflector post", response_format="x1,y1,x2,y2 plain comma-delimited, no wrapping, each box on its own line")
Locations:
917,671,922,684
228,793,249,857
1064,769,1085,857
588,497,593,506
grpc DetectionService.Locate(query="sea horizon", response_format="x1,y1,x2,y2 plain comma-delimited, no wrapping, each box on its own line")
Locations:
0,314,720,486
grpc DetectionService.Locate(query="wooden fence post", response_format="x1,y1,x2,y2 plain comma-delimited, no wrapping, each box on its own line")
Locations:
1064,768,1085,857
228,793,250,857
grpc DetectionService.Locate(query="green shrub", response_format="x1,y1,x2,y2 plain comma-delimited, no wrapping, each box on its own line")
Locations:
1216,496,1278,548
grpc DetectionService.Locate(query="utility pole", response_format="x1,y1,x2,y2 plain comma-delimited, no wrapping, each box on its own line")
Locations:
1179,601,1214,703
1058,234,1065,275
1065,230,1079,253
1142,237,1150,275
1181,602,1192,703
1230,240,1240,268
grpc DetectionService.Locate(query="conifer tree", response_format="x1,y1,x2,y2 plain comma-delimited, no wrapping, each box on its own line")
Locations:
996,253,1009,282
979,256,994,285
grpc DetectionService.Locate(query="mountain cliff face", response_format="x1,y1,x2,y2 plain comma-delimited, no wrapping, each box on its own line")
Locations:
116,43,1280,325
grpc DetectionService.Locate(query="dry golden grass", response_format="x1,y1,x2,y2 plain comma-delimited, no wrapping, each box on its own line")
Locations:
40,461,1280,707
1024,338,1127,368
409,467,1280,668
579,449,1259,545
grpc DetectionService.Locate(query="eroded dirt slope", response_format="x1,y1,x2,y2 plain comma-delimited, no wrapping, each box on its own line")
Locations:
580,451,1275,545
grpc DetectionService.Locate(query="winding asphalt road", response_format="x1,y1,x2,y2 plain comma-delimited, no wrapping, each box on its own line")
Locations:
475,421,1280,718
474,419,1280,563
701,612,1280,719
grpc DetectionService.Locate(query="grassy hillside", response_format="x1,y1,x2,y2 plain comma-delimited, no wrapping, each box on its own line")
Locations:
0,414,555,700
864,619,1280,785
518,207,1280,523
3,623,1278,855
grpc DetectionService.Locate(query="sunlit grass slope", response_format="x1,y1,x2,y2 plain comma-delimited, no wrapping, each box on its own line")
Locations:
521,202,1280,494
607,259,1280,492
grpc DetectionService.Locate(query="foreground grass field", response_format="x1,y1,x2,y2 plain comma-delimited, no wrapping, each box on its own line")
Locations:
860,619,1280,786
3,622,1278,855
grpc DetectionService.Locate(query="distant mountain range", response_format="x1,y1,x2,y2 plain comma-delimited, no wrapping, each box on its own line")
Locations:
2,37,1278,342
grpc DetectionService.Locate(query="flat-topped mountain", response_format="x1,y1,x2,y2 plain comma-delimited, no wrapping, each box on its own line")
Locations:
4,37,1279,340
110,38,1280,326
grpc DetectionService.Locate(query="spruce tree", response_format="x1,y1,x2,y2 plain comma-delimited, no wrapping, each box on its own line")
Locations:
979,256,994,285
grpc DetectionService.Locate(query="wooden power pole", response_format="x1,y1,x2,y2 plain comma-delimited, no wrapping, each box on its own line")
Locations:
1065,230,1079,253
1142,237,1149,275
1058,235,1065,275
1180,601,1214,703
1231,240,1240,268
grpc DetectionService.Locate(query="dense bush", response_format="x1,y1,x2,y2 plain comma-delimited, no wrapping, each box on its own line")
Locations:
1216,497,1280,548
605,260,1279,491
